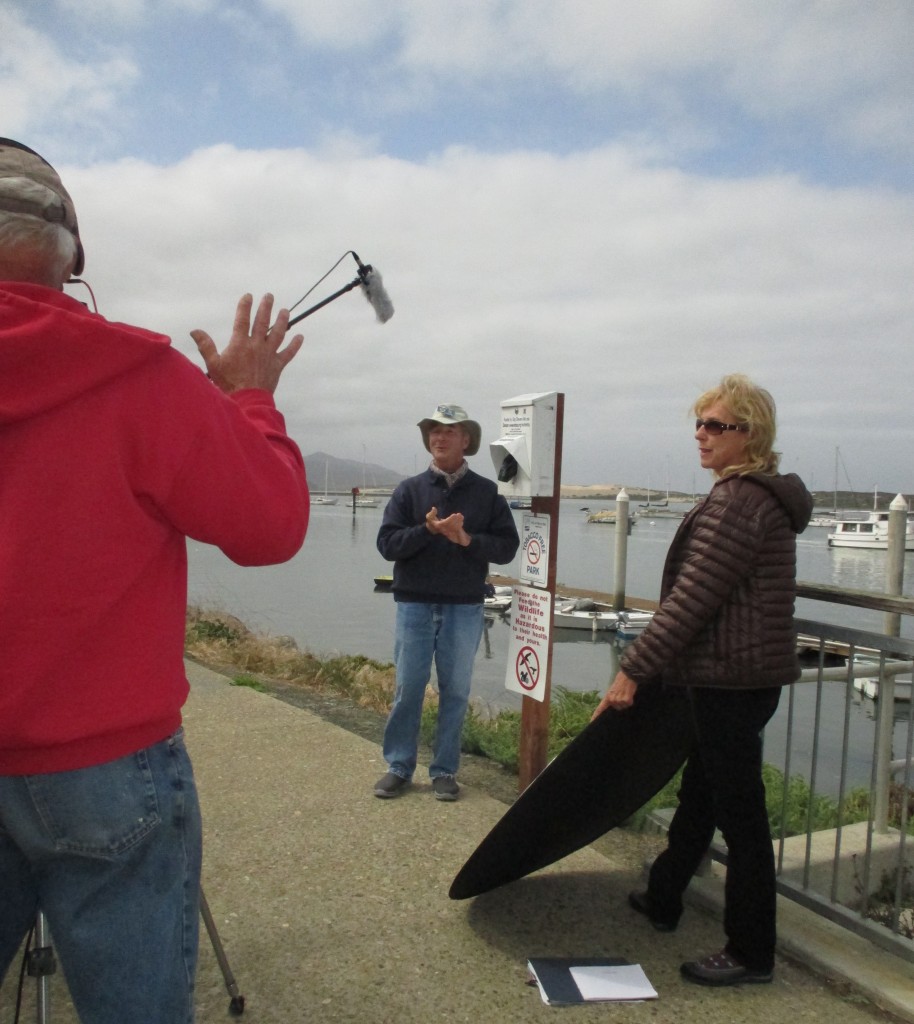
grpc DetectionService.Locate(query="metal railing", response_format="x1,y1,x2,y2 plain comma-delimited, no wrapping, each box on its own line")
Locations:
764,581,914,961
615,494,914,957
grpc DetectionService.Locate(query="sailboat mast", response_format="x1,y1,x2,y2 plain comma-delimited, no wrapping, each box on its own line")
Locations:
833,446,838,516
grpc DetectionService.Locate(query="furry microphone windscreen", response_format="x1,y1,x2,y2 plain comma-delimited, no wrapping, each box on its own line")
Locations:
360,267,394,323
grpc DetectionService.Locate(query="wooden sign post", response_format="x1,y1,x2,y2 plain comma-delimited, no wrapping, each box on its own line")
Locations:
517,392,564,792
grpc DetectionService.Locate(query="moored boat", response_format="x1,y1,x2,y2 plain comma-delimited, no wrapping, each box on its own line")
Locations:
807,514,836,527
853,673,913,702
826,508,914,550
615,610,654,640
586,509,637,527
312,462,339,505
554,598,619,632
636,507,685,519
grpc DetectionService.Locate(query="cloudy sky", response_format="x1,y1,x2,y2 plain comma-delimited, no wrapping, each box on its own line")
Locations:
4,0,913,498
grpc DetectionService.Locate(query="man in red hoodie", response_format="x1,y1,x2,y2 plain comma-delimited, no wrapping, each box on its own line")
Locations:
0,140,309,1023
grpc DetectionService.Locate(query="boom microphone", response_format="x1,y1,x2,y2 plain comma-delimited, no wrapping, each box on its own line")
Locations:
353,254,394,324
286,250,395,328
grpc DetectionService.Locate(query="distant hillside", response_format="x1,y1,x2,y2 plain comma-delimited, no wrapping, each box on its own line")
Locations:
560,485,695,501
304,452,405,494
809,490,908,512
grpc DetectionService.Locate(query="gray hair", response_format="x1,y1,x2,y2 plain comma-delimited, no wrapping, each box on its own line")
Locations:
0,177,79,279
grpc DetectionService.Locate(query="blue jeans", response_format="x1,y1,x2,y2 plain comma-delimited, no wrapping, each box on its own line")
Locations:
0,730,202,1024
383,602,485,779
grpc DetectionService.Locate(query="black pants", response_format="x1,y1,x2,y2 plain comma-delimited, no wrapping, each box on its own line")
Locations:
648,685,782,971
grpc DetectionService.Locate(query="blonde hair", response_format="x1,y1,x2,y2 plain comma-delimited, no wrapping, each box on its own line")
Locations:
694,373,780,477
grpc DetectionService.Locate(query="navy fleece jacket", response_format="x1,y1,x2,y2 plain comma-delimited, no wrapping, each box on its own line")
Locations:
377,467,519,603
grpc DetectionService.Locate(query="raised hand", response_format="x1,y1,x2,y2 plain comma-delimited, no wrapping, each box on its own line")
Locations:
191,293,303,395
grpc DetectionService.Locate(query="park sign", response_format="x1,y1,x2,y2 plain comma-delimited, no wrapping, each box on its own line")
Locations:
505,584,552,703
520,512,550,589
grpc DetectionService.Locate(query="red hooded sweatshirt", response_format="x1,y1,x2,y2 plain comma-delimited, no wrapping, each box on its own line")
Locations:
0,283,309,774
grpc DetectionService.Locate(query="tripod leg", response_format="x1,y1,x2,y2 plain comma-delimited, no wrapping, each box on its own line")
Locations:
26,912,56,1024
199,888,245,1016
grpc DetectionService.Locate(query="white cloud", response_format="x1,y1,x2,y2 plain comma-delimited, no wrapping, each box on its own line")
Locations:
55,0,217,16
259,0,394,48
61,141,914,492
257,0,914,160
55,0,145,19
4,0,911,494
8,0,913,174
0,5,138,145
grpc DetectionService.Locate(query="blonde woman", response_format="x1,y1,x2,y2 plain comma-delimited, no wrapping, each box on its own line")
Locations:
594,374,813,987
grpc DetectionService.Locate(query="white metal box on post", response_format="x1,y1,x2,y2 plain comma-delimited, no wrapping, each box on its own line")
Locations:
489,392,558,499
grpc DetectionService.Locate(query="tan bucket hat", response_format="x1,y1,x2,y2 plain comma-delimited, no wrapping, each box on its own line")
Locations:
417,403,481,456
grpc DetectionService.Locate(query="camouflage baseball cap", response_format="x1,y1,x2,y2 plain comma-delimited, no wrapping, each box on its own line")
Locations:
0,138,84,275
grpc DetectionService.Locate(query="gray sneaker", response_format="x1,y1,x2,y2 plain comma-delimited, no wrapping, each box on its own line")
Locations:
432,775,460,801
374,772,409,799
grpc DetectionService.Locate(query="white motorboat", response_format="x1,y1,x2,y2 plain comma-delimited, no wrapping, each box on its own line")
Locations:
615,610,654,640
553,598,619,632
827,509,914,550
853,674,913,702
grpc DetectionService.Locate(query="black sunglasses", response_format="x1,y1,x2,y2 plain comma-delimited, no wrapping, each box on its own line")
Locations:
695,418,749,436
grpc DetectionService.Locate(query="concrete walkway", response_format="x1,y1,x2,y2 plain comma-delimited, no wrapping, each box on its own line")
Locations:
8,661,914,1023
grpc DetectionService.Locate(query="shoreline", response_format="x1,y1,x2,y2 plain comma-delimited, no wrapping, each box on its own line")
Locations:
490,575,658,612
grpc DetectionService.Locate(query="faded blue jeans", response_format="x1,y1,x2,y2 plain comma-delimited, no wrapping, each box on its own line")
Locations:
0,730,202,1024
383,601,485,780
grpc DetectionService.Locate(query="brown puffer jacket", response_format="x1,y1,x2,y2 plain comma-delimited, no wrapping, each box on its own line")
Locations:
620,472,813,690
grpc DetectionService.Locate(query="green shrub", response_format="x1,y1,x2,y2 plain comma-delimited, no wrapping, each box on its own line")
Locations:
420,685,600,774
189,618,242,643
461,705,523,771
231,674,267,692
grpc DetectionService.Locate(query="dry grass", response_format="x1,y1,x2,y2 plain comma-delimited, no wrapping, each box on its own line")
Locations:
185,605,399,714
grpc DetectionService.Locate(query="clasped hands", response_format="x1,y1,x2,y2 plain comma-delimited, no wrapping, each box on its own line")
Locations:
425,507,471,547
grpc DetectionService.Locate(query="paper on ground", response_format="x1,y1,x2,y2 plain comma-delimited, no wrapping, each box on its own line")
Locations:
569,963,658,1001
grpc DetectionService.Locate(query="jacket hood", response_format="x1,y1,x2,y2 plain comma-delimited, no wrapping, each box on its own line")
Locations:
744,471,814,533
0,282,172,424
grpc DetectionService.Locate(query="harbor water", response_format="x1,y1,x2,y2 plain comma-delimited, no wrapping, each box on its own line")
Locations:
188,499,914,792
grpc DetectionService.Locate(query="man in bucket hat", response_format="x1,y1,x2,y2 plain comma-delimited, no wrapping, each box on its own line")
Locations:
375,404,519,801
0,139,309,1023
